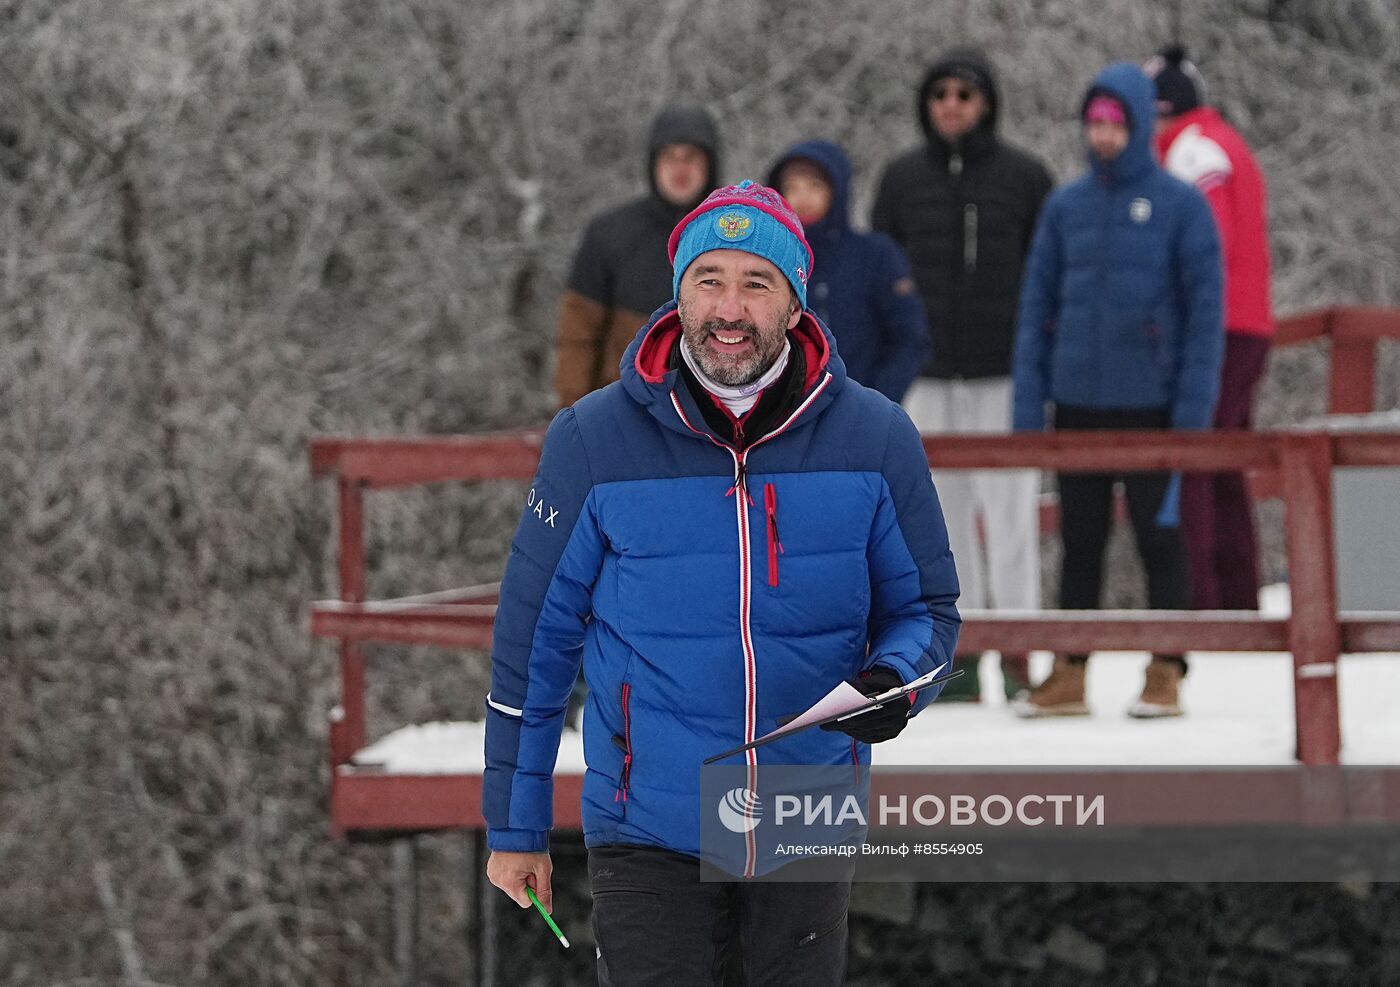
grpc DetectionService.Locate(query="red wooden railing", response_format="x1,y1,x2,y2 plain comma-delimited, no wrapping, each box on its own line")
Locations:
312,429,1400,771
309,306,1400,833
1273,305,1397,415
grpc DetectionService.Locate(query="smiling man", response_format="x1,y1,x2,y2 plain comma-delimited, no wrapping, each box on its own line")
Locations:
484,180,961,984
676,252,797,388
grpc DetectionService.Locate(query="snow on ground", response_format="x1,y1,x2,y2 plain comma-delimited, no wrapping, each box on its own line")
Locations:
348,585,1399,774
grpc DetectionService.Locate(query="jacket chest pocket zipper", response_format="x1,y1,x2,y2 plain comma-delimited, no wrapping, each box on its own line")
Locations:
764,482,783,587
963,203,978,273
613,683,633,803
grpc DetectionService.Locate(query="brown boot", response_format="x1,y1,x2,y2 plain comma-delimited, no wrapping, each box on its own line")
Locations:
1012,655,1089,718
1128,656,1185,718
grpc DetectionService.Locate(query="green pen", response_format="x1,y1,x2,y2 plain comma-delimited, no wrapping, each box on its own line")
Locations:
525,886,570,948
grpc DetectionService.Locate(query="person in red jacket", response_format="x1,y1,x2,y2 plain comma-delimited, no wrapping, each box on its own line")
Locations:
1146,45,1275,611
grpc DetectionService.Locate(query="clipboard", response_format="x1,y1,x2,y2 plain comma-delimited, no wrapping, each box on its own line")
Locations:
702,665,965,765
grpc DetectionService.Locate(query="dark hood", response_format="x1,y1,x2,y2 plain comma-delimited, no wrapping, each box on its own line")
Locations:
1081,62,1157,185
646,104,721,212
918,47,1000,158
765,139,853,242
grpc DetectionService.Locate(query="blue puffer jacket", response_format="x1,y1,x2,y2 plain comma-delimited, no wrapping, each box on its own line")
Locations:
484,306,961,865
767,140,929,403
1012,63,1224,431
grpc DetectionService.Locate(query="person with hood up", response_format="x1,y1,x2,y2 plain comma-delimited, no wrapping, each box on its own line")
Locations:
872,48,1054,704
485,180,961,985
765,140,928,402
1146,44,1276,612
1011,63,1224,719
553,104,721,407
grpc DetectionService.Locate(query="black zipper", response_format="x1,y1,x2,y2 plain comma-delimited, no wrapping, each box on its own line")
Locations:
613,683,633,803
963,203,978,274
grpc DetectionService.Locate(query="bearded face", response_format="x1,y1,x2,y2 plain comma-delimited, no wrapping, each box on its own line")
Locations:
676,250,800,387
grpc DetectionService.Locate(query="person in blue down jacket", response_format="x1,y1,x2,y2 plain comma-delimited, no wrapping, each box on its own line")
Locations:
1011,62,1223,721
484,180,961,985
765,139,929,403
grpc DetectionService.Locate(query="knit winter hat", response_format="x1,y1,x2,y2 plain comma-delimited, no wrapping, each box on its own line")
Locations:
1084,94,1128,125
668,180,814,308
1143,44,1206,118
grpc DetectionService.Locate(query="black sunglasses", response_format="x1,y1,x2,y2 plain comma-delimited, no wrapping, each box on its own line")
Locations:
931,84,977,103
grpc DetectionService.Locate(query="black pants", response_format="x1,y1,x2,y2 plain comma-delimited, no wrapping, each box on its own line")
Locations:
589,844,851,986
1054,405,1189,666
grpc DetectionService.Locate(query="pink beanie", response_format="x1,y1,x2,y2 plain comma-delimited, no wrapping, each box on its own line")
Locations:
1084,95,1127,125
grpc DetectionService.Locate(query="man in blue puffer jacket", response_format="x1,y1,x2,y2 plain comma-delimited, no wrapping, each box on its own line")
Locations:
766,140,929,402
484,180,961,984
1011,63,1223,719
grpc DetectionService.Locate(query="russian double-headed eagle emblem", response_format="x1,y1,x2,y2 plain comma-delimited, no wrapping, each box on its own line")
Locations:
716,212,752,240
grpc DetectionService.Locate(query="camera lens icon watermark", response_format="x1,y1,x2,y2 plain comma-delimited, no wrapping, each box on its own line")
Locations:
717,787,764,834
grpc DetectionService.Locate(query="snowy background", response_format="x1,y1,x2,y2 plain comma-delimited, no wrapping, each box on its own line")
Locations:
3,0,1400,984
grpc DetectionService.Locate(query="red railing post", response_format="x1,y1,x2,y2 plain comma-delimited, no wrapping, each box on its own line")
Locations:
1279,434,1342,765
1328,336,1376,415
333,475,369,765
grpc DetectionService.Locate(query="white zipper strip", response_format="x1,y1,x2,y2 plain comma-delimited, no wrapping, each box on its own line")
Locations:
669,371,834,876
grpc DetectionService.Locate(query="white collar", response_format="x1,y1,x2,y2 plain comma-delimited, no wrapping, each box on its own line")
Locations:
680,336,792,417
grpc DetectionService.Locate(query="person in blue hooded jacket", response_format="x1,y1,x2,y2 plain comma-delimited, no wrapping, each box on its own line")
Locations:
483,180,960,985
765,140,929,403
1011,63,1223,720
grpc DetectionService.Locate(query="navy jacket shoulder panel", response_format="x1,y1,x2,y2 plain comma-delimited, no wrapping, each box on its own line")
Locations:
570,380,736,484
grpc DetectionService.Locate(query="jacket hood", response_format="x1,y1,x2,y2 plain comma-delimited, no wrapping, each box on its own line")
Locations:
1082,62,1157,185
1154,104,1218,157
621,301,845,438
918,47,1000,148
764,139,853,239
647,104,721,210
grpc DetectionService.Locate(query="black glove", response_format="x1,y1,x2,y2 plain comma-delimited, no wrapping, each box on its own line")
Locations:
820,666,912,744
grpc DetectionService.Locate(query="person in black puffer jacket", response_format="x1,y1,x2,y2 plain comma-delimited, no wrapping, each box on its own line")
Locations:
872,48,1052,703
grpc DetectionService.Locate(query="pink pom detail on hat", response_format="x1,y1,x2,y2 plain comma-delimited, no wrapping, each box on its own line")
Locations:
1084,95,1127,125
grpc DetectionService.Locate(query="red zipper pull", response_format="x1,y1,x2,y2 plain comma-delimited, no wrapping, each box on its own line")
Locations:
727,457,753,504
765,483,783,586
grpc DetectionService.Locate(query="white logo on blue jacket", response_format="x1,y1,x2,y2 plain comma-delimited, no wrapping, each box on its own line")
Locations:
526,487,558,527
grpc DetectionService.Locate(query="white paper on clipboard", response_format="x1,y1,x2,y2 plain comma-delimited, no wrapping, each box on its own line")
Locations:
754,661,949,744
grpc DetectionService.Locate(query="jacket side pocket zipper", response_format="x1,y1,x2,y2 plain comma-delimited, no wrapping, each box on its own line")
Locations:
613,683,633,803
764,482,783,587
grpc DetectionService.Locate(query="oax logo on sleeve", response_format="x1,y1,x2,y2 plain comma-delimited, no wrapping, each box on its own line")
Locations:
525,487,559,528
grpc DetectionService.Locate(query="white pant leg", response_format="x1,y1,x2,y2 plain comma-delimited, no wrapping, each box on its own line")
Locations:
962,378,1042,610
904,379,987,611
